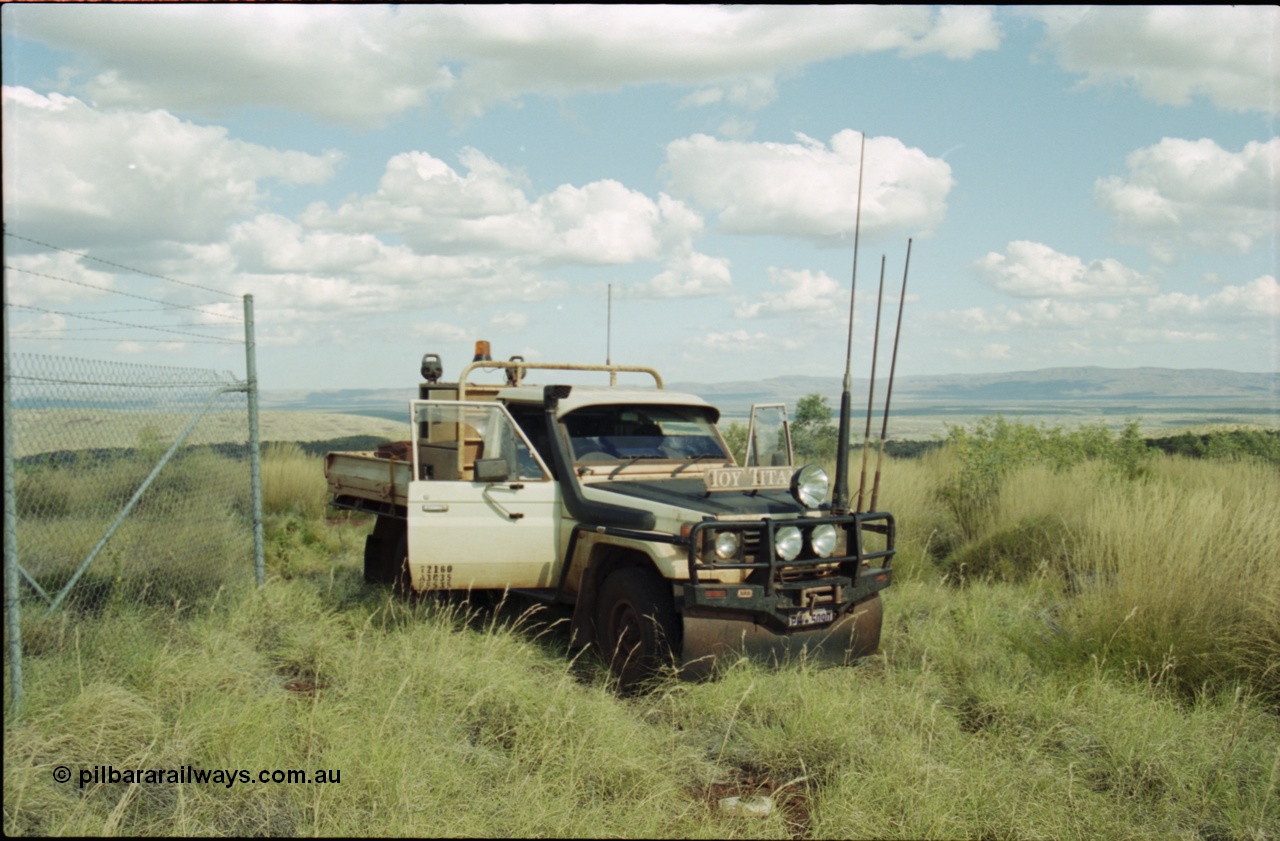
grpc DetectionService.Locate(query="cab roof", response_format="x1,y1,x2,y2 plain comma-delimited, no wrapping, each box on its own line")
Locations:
494,384,720,421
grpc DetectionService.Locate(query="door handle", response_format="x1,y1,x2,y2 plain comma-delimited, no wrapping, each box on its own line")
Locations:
421,503,449,513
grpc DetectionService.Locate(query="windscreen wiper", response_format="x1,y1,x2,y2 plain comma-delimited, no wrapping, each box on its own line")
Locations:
608,454,664,479
670,453,724,477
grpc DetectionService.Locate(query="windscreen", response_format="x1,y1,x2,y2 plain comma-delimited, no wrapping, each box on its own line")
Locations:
561,404,728,463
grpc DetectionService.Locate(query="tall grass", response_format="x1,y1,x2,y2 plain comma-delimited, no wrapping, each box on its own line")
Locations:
9,547,1276,839
5,567,734,837
6,424,1279,837
260,442,329,519
824,423,1279,702
14,448,252,611
1064,458,1280,696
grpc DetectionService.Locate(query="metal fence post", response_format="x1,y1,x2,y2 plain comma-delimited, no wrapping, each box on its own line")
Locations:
244,294,264,586
4,263,23,714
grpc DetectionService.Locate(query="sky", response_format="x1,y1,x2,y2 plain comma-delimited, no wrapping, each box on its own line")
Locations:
2,5,1277,392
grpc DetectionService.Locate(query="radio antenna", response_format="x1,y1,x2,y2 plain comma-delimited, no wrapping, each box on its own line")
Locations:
856,254,887,513
832,131,866,514
870,238,911,512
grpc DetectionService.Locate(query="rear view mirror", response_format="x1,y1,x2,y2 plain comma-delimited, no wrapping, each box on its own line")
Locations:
474,458,512,483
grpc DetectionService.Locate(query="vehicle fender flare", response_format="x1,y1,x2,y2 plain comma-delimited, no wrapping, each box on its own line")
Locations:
569,541,663,651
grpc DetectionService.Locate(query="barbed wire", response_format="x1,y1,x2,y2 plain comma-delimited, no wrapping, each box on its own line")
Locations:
7,336,239,345
10,353,237,387
49,307,236,317
7,303,242,344
11,375,239,388
4,231,238,299
3,264,243,323
9,323,238,335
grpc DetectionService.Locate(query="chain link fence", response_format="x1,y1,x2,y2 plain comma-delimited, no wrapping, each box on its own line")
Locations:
5,353,259,706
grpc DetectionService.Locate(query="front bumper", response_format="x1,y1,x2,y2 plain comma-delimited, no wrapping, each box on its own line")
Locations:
679,593,883,680
682,511,894,633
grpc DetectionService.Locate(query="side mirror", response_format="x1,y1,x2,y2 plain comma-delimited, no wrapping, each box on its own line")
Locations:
473,458,512,483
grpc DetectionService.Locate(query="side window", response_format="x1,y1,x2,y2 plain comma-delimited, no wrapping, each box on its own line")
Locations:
508,404,557,479
413,401,549,481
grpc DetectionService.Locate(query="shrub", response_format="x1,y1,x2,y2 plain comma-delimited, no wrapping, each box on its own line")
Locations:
938,417,1152,540
719,421,747,464
15,469,73,518
940,514,1077,586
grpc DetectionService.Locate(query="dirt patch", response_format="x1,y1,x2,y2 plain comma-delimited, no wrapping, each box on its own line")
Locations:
699,764,813,838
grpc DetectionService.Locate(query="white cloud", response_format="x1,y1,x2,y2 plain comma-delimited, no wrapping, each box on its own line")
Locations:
1,86,341,246
932,275,1276,366
7,6,436,128
974,241,1156,298
733,267,846,319
7,5,1001,127
902,6,1003,59
1147,276,1279,319
3,250,119,305
685,328,808,359
9,311,68,341
943,299,1130,334
302,149,704,267
410,321,469,343
632,252,733,299
665,131,953,244
1119,327,1219,344
490,312,529,331
946,343,1013,361
1095,137,1280,262
226,215,567,317
422,5,1003,117
1034,6,1279,114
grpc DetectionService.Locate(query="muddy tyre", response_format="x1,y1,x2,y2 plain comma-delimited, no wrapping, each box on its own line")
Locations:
596,567,680,688
363,535,391,584
365,517,405,585
391,532,415,599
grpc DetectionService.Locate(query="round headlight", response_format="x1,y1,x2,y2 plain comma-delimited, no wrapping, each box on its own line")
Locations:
811,523,839,558
714,531,740,560
791,464,830,509
775,526,803,561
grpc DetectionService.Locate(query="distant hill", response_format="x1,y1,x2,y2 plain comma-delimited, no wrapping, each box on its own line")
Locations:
669,367,1278,413
259,367,1278,439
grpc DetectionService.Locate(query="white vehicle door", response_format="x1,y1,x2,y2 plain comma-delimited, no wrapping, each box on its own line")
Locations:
407,400,560,591
745,403,793,467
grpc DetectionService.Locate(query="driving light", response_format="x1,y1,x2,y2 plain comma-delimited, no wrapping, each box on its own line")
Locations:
775,526,802,561
791,464,830,508
714,531,740,560
811,523,839,558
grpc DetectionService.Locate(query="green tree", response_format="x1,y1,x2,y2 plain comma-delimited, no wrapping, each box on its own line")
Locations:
791,393,838,461
720,421,747,464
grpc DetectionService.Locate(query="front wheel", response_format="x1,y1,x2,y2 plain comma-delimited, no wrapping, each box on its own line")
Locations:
595,567,680,688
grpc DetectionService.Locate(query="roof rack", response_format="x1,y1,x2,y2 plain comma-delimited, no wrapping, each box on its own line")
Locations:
456,360,663,402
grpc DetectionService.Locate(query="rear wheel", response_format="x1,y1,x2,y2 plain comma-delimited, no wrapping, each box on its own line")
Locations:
365,516,404,584
391,532,415,599
595,567,680,688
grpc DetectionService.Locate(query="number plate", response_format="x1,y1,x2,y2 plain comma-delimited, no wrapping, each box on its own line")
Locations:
788,608,834,628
